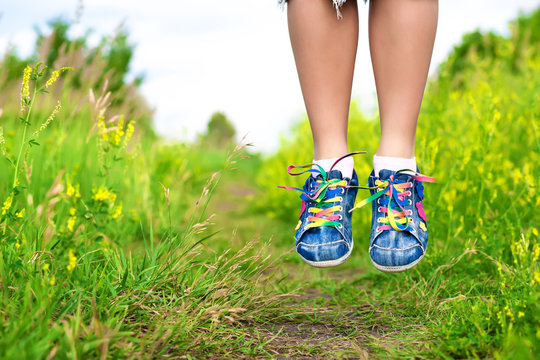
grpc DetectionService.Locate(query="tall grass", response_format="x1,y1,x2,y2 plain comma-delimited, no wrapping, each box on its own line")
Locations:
0,29,283,359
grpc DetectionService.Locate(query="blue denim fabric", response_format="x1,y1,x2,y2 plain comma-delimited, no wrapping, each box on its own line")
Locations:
281,0,348,4
368,169,428,272
279,1,367,18
295,170,358,267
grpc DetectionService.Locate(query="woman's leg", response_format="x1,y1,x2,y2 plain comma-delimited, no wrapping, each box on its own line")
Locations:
286,0,359,268
366,0,438,273
369,0,438,159
287,0,359,161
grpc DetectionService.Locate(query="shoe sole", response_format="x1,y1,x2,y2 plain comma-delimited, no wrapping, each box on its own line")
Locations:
370,253,424,273
297,240,354,268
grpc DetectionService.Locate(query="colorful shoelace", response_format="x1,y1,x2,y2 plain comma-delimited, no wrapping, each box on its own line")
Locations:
350,170,435,232
278,152,365,230
280,152,435,232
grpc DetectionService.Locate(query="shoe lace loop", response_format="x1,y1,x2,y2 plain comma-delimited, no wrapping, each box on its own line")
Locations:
278,152,366,230
351,170,435,232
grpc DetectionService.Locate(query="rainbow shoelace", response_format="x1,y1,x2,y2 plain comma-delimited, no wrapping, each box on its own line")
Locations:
278,152,365,230
280,152,435,232
351,170,435,232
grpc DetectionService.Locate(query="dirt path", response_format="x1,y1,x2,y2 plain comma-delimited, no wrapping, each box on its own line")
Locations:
208,175,412,359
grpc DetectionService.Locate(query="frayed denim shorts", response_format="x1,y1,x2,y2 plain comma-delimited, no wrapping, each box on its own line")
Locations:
280,0,348,6
279,0,365,18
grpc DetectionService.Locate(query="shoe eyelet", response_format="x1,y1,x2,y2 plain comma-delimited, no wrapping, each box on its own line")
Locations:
338,215,343,220
340,189,345,195
408,200,412,205
377,206,383,212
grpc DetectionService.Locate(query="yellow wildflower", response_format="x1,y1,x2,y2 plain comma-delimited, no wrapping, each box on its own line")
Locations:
42,263,50,271
533,244,540,263
67,208,77,232
493,109,501,122
511,168,522,185
67,216,76,233
20,65,32,112
110,202,123,219
111,116,125,146
109,192,117,204
49,276,56,286
67,249,77,272
505,305,515,322
44,67,72,89
15,242,20,249
92,186,110,202
1,193,13,216
534,271,540,284
123,121,135,148
66,177,75,197
66,178,81,200
518,312,525,318
15,208,25,218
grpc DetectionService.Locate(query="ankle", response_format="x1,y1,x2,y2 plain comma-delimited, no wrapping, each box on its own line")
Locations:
313,142,349,161
313,155,354,179
376,141,415,158
376,149,415,158
373,154,416,177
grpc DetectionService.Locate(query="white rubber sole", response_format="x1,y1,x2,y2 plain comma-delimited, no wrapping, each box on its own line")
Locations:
297,240,354,268
370,253,424,273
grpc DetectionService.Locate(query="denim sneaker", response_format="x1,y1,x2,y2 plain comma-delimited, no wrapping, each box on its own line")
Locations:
279,153,364,268
352,169,436,272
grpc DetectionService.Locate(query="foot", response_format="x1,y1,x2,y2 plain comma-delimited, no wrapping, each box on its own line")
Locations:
279,154,362,268
354,169,435,273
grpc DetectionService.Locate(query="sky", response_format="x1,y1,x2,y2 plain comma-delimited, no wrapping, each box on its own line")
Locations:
1,0,539,153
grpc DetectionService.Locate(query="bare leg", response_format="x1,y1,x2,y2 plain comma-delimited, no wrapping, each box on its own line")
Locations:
369,0,438,158
288,0,359,160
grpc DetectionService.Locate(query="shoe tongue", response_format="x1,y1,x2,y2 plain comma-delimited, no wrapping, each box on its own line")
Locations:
378,169,394,180
378,169,411,182
327,169,344,180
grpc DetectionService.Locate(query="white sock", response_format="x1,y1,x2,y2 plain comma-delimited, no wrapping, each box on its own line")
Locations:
312,156,354,179
373,155,416,177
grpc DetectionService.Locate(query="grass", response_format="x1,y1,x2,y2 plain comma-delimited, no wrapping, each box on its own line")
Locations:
0,7,539,360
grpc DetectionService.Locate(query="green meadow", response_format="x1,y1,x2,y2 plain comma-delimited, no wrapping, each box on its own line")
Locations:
0,8,538,360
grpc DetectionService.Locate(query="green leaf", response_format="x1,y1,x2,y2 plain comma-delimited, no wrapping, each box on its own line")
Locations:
13,185,26,196
2,157,14,166
28,139,40,147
